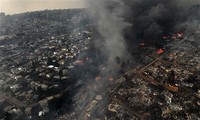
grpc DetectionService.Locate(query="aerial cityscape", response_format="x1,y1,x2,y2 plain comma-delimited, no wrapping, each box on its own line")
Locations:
0,0,200,120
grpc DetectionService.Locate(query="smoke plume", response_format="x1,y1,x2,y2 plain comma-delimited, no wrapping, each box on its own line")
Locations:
88,0,200,56
88,0,179,59
71,0,200,119
176,4,200,43
88,0,132,73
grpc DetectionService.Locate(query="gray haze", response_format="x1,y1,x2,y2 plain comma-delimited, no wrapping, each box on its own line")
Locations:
79,0,200,118
87,0,200,58
0,0,86,14
1,0,199,14
178,0,200,6
88,0,132,73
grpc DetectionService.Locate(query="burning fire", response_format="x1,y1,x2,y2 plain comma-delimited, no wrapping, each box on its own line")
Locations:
177,32,184,39
156,48,164,55
172,32,184,39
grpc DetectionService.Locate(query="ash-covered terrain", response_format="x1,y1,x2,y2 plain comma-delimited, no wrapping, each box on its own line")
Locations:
0,1,200,120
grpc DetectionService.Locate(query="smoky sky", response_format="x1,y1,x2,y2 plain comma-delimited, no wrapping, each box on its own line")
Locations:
71,1,199,119
87,0,200,59
81,2,199,117
1,0,199,15
178,0,200,7
0,0,86,14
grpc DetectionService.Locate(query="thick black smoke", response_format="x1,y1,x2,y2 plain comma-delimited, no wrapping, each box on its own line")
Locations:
89,0,176,66
88,0,200,57
72,1,199,119
176,4,200,42
123,0,179,44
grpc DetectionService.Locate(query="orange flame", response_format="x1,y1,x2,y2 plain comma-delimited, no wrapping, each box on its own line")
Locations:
156,48,164,55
